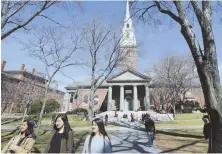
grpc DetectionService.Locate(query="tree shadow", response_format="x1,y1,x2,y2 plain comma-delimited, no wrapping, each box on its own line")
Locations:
110,129,156,153
1,117,22,125
40,130,48,136
161,140,201,153
156,130,204,139
1,129,18,137
32,147,42,153
74,131,89,152
110,121,204,140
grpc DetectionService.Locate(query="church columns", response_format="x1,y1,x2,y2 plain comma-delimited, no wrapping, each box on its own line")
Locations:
145,84,150,111
120,85,124,111
133,85,138,111
107,86,112,111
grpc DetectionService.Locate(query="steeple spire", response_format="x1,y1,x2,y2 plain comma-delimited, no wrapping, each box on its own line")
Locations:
126,0,130,20
119,0,137,71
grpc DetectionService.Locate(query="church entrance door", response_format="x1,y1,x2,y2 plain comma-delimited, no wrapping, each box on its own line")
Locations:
125,96,133,111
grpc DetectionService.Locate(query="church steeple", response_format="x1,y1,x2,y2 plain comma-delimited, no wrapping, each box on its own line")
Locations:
119,0,137,71
121,0,136,47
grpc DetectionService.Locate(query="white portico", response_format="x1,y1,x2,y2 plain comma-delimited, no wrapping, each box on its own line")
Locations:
106,69,151,112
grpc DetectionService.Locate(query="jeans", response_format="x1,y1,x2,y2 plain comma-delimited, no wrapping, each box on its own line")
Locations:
147,132,154,146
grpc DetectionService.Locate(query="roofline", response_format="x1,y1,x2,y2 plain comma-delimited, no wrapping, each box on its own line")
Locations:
107,80,149,83
65,85,108,90
3,70,47,83
107,68,151,81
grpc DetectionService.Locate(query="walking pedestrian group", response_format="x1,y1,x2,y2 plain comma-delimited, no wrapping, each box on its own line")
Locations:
4,111,220,153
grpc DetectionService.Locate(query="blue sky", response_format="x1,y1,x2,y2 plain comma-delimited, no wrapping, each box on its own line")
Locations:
2,1,222,92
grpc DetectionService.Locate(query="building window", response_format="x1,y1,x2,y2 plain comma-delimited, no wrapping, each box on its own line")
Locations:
127,24,129,28
70,92,74,103
94,95,99,105
84,95,88,103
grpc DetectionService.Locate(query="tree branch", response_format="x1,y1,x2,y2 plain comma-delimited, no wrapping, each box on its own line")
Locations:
154,1,182,24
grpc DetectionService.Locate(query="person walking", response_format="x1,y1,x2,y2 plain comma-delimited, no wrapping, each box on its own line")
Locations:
105,114,108,126
82,118,112,153
202,115,211,139
130,113,134,122
44,114,75,153
144,114,156,147
2,120,36,154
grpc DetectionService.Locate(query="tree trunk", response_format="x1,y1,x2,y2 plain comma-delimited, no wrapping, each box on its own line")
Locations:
88,67,95,121
22,107,28,122
37,84,49,136
173,103,176,120
179,16,222,153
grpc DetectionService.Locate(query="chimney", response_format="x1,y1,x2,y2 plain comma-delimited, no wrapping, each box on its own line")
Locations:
1,61,6,72
32,68,35,74
20,64,25,71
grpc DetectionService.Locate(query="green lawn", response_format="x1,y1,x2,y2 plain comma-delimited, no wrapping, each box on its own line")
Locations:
156,119,204,127
174,113,205,120
2,114,87,126
155,129,208,153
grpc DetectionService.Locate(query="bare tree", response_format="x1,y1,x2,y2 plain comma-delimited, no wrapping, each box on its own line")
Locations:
149,55,198,118
22,27,83,135
131,1,222,152
82,19,135,120
1,1,62,40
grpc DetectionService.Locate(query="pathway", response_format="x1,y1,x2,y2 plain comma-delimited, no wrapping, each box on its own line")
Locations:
110,127,162,153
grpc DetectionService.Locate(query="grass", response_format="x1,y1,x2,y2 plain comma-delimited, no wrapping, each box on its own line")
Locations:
174,113,205,120
2,115,87,126
155,129,208,153
1,130,91,153
42,114,84,121
156,119,204,127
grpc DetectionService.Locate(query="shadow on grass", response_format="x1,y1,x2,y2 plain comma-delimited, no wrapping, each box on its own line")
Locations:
74,131,89,152
1,129,18,137
40,130,48,136
161,140,203,153
1,117,22,125
156,130,204,139
32,147,42,153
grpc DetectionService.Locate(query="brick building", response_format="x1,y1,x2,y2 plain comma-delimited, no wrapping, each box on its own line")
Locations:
1,61,65,114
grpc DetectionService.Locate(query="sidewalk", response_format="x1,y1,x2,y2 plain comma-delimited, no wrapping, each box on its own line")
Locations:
111,127,162,153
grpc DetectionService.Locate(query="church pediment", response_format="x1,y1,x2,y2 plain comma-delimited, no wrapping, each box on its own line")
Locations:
107,69,151,82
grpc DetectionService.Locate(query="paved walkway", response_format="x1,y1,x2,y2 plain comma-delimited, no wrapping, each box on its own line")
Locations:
110,127,162,153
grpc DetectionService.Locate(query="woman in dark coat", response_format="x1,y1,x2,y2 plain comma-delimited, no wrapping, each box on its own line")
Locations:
44,114,74,153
